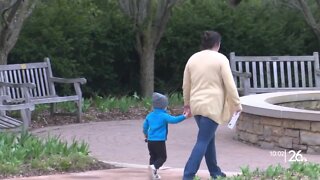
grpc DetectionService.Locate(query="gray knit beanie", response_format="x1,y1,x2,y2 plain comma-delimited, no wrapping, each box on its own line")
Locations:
152,92,168,109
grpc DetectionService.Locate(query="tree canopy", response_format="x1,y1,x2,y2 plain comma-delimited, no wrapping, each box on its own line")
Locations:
9,0,319,97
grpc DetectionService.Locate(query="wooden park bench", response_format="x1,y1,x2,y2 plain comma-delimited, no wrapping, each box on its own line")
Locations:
0,58,86,131
230,52,320,95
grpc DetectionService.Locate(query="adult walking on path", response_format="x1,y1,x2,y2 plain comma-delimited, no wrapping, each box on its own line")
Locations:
182,30,242,180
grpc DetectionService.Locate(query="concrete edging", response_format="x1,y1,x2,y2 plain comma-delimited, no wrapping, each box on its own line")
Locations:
240,91,320,121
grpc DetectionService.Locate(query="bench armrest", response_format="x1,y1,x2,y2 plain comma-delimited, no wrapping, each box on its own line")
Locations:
232,71,252,78
0,82,36,89
50,77,87,85
0,102,35,111
0,82,35,105
0,95,10,103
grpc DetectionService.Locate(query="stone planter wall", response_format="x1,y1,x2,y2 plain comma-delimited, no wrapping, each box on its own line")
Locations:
236,112,320,154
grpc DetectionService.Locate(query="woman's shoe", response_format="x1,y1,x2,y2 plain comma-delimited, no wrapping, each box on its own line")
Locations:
212,172,226,179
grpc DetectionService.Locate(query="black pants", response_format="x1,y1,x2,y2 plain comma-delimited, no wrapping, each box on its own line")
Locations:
148,141,167,169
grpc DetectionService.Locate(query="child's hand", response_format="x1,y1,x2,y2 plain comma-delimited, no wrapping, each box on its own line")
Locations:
183,109,192,118
144,134,148,143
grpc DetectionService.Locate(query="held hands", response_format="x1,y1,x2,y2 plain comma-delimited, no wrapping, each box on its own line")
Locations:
183,105,192,118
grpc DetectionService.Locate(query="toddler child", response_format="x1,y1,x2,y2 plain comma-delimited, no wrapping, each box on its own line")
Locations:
143,92,189,180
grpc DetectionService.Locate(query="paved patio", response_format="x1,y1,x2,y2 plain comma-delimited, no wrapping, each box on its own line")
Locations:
11,118,320,179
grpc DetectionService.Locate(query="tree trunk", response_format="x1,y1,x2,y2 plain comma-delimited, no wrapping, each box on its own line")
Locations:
0,50,9,65
294,0,320,43
139,48,155,97
118,0,181,97
0,0,36,65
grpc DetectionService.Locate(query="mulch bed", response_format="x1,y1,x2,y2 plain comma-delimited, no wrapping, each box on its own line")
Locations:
2,161,117,179
30,106,184,129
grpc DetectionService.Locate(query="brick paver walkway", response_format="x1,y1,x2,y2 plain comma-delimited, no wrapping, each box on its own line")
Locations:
22,118,320,179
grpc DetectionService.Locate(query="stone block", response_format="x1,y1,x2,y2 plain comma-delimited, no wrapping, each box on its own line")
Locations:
292,144,307,151
242,113,262,124
301,131,320,145
283,120,310,130
307,146,320,155
294,121,311,130
241,114,257,123
260,141,275,149
260,117,282,126
272,136,280,142
239,131,259,144
237,121,246,131
247,123,264,135
264,125,284,137
263,126,272,141
292,138,300,144
311,122,320,132
254,124,264,135
278,137,293,148
240,121,254,133
283,120,295,129
284,129,300,138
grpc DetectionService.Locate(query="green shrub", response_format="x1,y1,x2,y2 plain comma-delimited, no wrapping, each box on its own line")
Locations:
193,162,320,179
0,131,92,177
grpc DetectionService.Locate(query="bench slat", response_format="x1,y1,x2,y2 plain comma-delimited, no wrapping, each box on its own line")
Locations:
266,62,271,88
30,68,38,97
0,115,22,128
301,61,306,87
273,61,278,88
252,62,257,88
259,62,264,87
15,70,23,99
31,95,79,104
280,61,285,87
238,62,243,88
245,62,251,87
8,70,16,99
287,61,292,88
294,61,299,87
307,62,313,87
43,68,50,96
34,68,42,96
39,68,46,96
314,52,320,87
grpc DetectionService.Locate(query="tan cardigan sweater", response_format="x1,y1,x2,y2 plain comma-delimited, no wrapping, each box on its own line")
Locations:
183,50,242,124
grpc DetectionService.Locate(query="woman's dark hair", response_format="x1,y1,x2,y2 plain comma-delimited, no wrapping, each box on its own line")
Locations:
200,31,221,50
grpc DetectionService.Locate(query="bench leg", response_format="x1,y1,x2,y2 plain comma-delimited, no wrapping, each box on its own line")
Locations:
0,110,5,116
76,100,82,123
20,109,30,132
50,103,56,116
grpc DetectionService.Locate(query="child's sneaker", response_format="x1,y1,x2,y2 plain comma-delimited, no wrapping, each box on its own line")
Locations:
153,173,161,180
149,165,161,180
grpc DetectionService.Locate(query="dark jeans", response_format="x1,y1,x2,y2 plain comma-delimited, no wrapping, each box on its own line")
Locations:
183,115,223,180
148,141,167,169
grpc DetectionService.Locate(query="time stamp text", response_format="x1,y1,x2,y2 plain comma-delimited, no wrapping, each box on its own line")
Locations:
270,150,308,163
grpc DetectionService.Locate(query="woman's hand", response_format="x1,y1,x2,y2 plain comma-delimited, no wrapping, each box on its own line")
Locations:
234,104,242,113
183,105,192,118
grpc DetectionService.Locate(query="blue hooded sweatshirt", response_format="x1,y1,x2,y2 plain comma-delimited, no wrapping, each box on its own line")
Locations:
143,108,186,141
